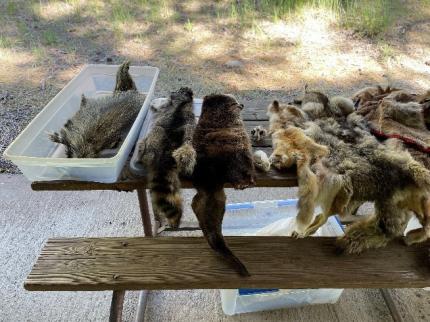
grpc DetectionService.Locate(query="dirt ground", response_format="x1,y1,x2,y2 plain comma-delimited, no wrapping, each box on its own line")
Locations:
1,1,430,172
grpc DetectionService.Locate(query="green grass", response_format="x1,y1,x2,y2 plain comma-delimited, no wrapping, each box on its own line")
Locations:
0,35,14,48
378,42,396,61
31,46,47,65
341,0,401,36
111,2,134,24
219,0,403,37
6,1,17,15
42,30,58,45
184,18,193,32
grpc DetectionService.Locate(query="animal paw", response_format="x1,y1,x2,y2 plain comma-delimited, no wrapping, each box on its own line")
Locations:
291,230,304,239
250,126,267,142
172,144,196,175
253,150,271,172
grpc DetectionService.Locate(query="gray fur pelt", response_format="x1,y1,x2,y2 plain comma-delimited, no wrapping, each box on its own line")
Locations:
268,88,430,254
50,61,144,158
137,87,196,228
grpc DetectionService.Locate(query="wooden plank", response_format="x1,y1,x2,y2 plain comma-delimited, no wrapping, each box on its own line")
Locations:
241,99,271,121
31,118,290,191
25,237,430,291
31,146,298,191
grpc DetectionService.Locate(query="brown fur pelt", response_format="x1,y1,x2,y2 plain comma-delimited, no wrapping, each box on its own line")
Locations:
356,88,430,154
192,94,255,276
50,61,145,158
352,85,399,109
270,127,329,231
137,87,196,228
268,89,430,254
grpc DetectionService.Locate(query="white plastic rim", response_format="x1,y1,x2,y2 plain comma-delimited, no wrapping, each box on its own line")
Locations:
3,64,159,182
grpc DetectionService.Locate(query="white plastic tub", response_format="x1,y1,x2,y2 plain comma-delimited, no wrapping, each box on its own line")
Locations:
221,199,344,315
3,64,159,182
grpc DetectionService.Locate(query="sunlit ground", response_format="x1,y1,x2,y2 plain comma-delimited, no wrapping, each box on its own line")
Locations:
1,0,430,97
1,1,430,172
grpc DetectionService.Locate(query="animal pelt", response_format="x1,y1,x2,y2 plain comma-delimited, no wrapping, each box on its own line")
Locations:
270,127,329,231
192,94,255,276
267,100,308,134
352,85,399,109
192,94,255,189
293,86,354,119
357,89,430,153
268,95,430,254
137,87,196,228
50,61,144,158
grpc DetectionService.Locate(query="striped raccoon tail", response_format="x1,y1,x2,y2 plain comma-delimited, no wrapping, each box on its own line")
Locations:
149,168,183,228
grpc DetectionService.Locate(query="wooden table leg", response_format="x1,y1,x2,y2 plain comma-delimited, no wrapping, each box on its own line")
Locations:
380,289,403,322
137,188,154,237
109,290,125,322
135,189,155,322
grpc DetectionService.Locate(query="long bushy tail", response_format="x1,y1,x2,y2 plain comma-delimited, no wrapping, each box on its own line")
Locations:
149,168,183,228
114,61,137,92
192,186,250,276
295,159,319,234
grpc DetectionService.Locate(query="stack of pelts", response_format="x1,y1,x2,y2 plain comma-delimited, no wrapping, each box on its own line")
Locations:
138,91,255,276
137,87,196,229
268,86,430,255
192,94,256,276
50,61,145,158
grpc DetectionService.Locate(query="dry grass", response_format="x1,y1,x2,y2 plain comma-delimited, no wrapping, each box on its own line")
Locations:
0,0,429,97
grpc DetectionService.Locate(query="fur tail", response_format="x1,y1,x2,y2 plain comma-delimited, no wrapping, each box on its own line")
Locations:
192,186,250,276
407,160,430,189
295,159,319,234
149,168,183,228
329,96,355,116
114,61,137,92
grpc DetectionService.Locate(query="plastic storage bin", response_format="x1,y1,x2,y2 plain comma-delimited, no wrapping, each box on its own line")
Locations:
4,64,159,182
220,199,344,315
129,98,203,176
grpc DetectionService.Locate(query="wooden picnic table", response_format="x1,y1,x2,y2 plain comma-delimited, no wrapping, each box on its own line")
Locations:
28,106,429,322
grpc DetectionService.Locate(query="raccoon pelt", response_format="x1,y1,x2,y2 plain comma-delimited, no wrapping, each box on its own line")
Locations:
268,93,430,254
49,61,144,158
137,87,196,228
192,94,255,277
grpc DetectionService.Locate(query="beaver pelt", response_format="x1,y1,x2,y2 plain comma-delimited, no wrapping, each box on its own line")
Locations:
192,93,255,276
49,61,145,158
137,87,196,228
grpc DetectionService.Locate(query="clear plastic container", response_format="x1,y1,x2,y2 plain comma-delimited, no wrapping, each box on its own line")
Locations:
129,98,202,176
220,199,344,315
3,64,159,182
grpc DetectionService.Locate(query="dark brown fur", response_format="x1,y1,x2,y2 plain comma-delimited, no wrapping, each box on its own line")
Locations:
192,94,255,276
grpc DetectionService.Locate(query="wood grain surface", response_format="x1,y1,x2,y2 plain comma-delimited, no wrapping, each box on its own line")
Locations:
25,237,430,291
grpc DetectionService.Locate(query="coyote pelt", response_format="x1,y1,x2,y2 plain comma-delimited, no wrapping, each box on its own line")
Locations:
270,127,329,231
269,89,430,253
49,61,144,158
137,87,196,228
192,94,255,276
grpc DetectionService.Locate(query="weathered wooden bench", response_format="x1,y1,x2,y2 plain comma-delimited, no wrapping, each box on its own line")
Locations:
26,237,430,292
28,106,430,321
